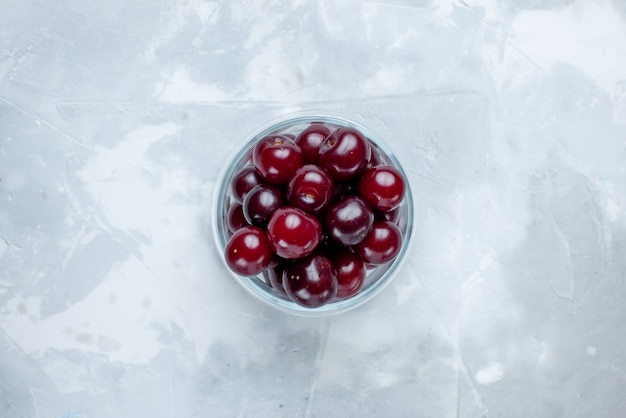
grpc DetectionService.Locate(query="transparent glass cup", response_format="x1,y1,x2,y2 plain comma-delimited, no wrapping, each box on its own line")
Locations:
213,112,414,316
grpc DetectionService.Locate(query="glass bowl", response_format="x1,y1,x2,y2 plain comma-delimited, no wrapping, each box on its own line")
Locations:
212,111,414,317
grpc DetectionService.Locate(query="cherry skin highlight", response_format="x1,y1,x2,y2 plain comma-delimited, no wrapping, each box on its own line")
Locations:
358,165,406,212
253,135,304,184
287,164,334,214
332,249,366,299
243,183,284,227
230,166,263,204
224,226,273,276
318,127,371,181
354,220,402,265
282,252,338,307
324,195,374,246
295,123,331,165
266,206,322,259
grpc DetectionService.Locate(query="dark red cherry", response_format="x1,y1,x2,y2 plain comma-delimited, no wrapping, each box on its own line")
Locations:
331,180,357,203
224,226,273,276
267,253,282,269
283,253,338,307
287,164,334,214
376,206,401,224
243,184,284,227
226,203,249,233
368,144,391,167
358,165,406,212
354,220,402,265
324,195,374,246
230,165,263,204
295,123,331,164
266,206,322,259
264,265,287,296
318,127,371,181
253,135,304,184
332,249,366,299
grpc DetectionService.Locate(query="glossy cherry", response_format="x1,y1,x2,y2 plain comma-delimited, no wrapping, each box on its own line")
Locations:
324,195,374,246
282,253,338,307
253,135,304,184
358,165,406,212
287,164,334,214
318,127,371,181
332,248,366,299
224,226,273,276
243,183,284,227
266,206,322,259
354,220,402,265
230,165,263,204
226,202,249,233
295,123,331,164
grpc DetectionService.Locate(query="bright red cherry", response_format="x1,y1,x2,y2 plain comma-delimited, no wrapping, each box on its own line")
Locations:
358,165,406,212
224,226,273,276
283,253,338,307
318,127,371,181
253,135,304,184
354,221,402,265
266,206,322,259
287,164,334,214
332,249,366,299
230,165,263,204
324,195,374,246
295,123,331,164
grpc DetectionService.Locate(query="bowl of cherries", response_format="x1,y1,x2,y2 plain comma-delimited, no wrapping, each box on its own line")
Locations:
213,113,414,316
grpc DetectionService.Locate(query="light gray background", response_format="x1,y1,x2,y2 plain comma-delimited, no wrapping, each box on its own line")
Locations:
1,0,625,417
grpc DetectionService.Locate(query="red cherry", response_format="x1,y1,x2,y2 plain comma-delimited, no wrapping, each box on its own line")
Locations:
358,165,406,212
283,253,338,307
287,164,334,214
318,127,371,181
253,135,304,184
294,123,331,164
224,226,273,276
226,203,249,233
266,206,322,259
324,195,374,246
354,221,402,265
332,249,366,299
230,166,263,204
243,183,284,227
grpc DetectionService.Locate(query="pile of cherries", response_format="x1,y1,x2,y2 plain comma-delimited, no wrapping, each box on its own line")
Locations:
223,121,406,308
